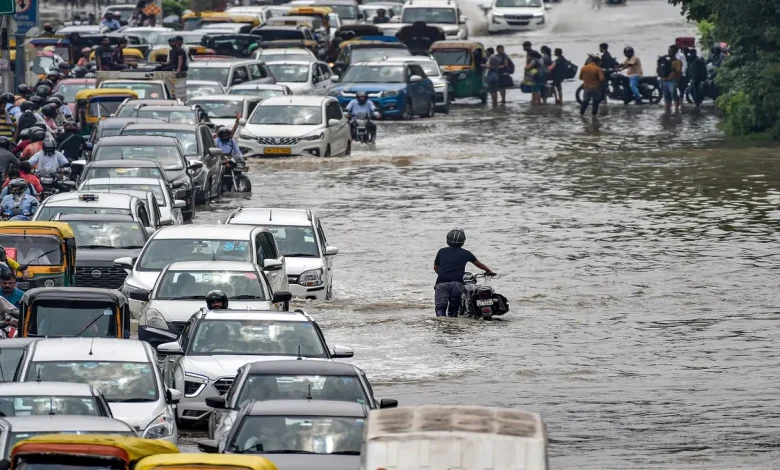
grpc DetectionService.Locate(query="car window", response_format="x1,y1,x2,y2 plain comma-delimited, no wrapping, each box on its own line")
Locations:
201,127,215,149
326,102,342,121
248,63,267,80
137,239,252,270
266,225,319,257
254,234,267,265
245,100,259,117
259,232,279,259
233,66,250,85
410,64,426,78
318,64,331,80
236,374,368,406
312,65,322,83
188,319,327,357
156,270,268,300
0,396,101,417
317,222,328,248
137,204,150,227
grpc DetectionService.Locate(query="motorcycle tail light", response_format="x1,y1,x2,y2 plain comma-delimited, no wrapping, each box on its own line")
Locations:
482,307,492,314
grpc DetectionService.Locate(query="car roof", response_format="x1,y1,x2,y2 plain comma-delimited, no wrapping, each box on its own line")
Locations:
152,224,257,240
260,95,328,106
246,360,357,375
96,136,179,146
202,310,311,322
190,60,260,68
186,80,225,86
132,106,196,112
227,207,311,226
29,338,150,362
265,60,313,66
384,56,435,63
0,381,97,396
1,416,134,433
230,83,288,90
84,159,164,169
122,123,199,132
81,177,164,186
316,0,358,4
351,61,405,66
258,48,313,55
56,214,136,222
165,261,257,272
188,94,259,102
0,338,38,349
42,191,138,208
100,118,163,129
246,399,367,417
120,99,179,106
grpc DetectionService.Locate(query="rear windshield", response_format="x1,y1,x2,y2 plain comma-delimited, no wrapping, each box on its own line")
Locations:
36,206,131,222
253,29,305,41
28,301,117,337
0,396,101,417
0,348,24,383
137,239,251,270
100,82,166,99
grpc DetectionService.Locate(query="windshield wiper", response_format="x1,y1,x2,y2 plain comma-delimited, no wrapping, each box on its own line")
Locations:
75,312,108,337
116,245,145,249
78,244,117,249
261,450,317,454
328,451,360,455
283,253,317,257
111,398,154,403
230,295,265,300
169,295,206,300
25,248,60,264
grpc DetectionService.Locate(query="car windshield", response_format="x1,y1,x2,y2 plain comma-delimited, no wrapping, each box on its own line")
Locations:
83,166,164,182
137,239,251,270
189,319,327,357
36,206,131,221
87,100,123,118
258,53,313,63
121,129,199,156
432,49,471,66
402,7,456,23
495,0,541,5
0,396,101,417
156,270,268,300
68,221,146,249
94,145,183,170
231,416,364,454
154,32,205,46
228,88,287,99
254,29,305,41
55,83,88,103
26,362,158,402
250,105,321,125
351,48,409,63
418,61,440,76
101,82,166,99
266,226,319,257
29,302,116,337
0,348,24,383
187,84,225,99
342,65,404,83
0,235,62,266
79,183,166,207
195,100,244,118
323,4,357,19
237,375,367,407
187,67,230,86
267,64,309,82
132,110,198,124
28,55,57,75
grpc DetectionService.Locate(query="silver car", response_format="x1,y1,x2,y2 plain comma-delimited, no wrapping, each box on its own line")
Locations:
16,338,181,445
383,56,452,113
264,61,334,95
77,177,186,226
0,415,136,458
0,382,113,418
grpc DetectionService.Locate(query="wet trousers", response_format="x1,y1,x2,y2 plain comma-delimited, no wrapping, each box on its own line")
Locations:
435,281,463,317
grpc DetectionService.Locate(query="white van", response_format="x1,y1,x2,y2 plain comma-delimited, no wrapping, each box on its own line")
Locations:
361,405,549,470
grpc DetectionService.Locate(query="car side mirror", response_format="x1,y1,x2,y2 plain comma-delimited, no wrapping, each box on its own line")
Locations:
174,200,186,209
145,227,156,237
188,160,204,171
263,259,283,271
409,75,422,83
324,246,339,256
166,389,182,404
459,15,467,24
205,396,227,409
330,75,339,82
239,118,247,126
159,218,174,226
331,344,354,358
197,440,219,454
379,398,398,409
127,288,150,302
208,147,223,158
157,341,183,355
113,256,134,271
327,118,340,127
272,291,292,303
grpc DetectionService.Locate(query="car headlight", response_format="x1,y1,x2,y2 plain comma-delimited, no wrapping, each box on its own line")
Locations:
143,413,175,439
300,132,324,141
434,83,446,89
382,90,399,97
141,308,168,330
492,11,504,16
184,371,209,397
533,11,544,16
239,130,255,139
298,268,324,287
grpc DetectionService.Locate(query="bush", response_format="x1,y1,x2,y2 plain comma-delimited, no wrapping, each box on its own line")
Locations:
162,0,187,17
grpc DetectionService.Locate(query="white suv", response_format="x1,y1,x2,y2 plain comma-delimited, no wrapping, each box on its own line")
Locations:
223,207,338,300
400,0,468,40
487,0,549,33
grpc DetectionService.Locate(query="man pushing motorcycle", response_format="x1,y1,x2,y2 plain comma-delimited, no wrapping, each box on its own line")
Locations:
433,229,495,317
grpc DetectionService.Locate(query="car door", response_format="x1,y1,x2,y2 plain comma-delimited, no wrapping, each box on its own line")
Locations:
164,318,194,388
146,194,162,228
315,63,331,95
136,202,152,229
326,101,349,153
255,231,287,294
315,220,333,288
199,125,219,193
407,64,428,112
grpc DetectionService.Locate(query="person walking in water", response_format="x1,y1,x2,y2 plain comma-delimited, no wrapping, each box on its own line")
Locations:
579,54,605,117
433,229,495,317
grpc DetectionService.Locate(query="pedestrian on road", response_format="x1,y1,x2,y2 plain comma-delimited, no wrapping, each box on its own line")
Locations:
658,44,682,113
579,54,605,117
549,48,567,104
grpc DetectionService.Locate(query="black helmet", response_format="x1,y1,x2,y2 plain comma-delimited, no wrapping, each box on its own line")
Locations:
19,100,34,112
64,120,78,132
36,85,52,97
43,138,56,155
72,66,88,78
217,127,232,140
446,228,465,248
46,97,62,108
52,92,65,102
58,62,71,71
19,128,31,141
17,84,31,96
377,7,386,13
599,42,609,50
0,137,9,150
9,179,27,195
624,46,634,57
356,90,368,102
32,122,47,131
29,95,43,108
205,290,229,310
38,79,54,89
41,104,58,118
1,93,14,104
47,70,60,80
30,128,46,143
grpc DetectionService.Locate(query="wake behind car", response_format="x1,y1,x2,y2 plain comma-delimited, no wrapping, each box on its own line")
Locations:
329,61,436,120
238,95,351,158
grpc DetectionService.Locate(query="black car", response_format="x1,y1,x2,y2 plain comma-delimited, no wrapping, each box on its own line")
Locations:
52,214,150,289
200,399,366,470
89,136,202,221
120,123,224,204
83,118,164,157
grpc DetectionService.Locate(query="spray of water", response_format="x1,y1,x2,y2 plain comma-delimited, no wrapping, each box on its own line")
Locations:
458,0,489,37
547,0,608,35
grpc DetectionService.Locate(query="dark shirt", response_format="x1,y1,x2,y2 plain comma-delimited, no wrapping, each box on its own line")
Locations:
16,112,37,134
434,247,476,284
95,45,115,70
601,51,618,70
0,149,19,177
553,55,568,81
167,46,188,71
56,131,86,161
112,47,126,65
372,16,390,24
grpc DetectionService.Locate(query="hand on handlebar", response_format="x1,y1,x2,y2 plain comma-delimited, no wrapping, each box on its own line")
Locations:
484,271,497,277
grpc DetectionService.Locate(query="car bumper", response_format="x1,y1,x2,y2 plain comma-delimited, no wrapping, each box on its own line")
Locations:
177,380,231,424
335,95,406,118
288,282,327,300
237,136,329,158
488,14,546,32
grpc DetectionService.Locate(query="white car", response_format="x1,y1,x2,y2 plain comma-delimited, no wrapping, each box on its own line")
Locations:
400,0,468,39
17,338,181,444
487,0,549,33
120,26,174,45
77,177,185,226
136,261,290,347
264,61,334,95
384,56,451,113
238,95,351,158
227,83,294,100
117,224,289,319
158,309,352,425
223,207,338,300
186,94,264,130
254,47,317,63
186,80,227,99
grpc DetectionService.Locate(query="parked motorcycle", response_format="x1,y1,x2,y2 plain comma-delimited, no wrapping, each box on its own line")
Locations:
686,68,718,105
221,157,251,193
352,112,375,144
459,272,509,320
576,69,662,105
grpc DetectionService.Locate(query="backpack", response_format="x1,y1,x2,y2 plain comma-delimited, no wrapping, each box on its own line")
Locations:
657,55,673,78
690,57,707,81
506,58,515,75
564,60,578,80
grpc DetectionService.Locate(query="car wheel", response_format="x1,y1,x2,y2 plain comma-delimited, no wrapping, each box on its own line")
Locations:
402,100,413,120
324,145,331,157
345,140,351,156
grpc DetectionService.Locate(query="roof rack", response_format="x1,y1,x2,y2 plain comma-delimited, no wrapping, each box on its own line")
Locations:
305,208,312,221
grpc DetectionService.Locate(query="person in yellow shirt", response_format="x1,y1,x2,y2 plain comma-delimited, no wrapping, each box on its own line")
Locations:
0,246,27,276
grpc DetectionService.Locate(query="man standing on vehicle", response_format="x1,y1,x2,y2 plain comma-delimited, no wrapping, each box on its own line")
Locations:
345,91,379,141
95,36,116,71
433,229,495,317
160,36,188,72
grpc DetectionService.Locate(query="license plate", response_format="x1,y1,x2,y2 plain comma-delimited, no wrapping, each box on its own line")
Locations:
264,147,291,155
476,299,493,307
17,282,29,290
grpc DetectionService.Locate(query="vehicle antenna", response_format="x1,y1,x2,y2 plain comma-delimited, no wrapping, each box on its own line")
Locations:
269,209,272,221
49,397,55,415
89,337,94,355
35,365,41,382
306,383,312,400
296,345,302,360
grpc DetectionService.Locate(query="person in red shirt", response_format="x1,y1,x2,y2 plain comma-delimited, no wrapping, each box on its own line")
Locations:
11,128,31,156
3,162,43,194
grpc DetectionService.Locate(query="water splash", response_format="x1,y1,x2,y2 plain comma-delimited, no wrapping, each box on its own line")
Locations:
459,0,489,36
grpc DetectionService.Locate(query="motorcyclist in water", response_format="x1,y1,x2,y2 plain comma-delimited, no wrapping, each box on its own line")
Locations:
617,46,643,104
1,179,38,220
216,126,244,164
433,229,495,317
345,91,379,141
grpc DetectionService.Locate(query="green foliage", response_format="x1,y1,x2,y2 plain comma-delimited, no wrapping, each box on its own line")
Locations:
696,20,715,52
162,0,187,17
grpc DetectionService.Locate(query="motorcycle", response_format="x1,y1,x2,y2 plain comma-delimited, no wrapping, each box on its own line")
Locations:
686,67,719,105
38,169,76,200
458,272,509,320
352,112,375,144
576,69,662,105
221,157,252,193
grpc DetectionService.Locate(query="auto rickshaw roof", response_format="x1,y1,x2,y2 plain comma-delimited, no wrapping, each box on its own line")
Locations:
12,435,178,462
430,40,484,51
135,454,278,470
21,287,128,308
288,6,332,14
201,12,259,23
335,24,381,36
342,39,405,49
75,89,140,102
0,221,75,239
267,16,317,25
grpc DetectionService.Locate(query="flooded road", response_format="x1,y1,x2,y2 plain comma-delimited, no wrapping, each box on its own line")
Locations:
187,1,780,468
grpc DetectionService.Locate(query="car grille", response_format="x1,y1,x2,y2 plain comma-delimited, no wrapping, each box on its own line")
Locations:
505,14,532,20
256,137,300,145
212,377,235,396
287,274,299,284
507,20,531,25
75,266,127,289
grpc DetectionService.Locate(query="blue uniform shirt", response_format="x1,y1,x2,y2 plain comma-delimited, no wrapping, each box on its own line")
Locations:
216,138,244,163
0,194,38,217
29,151,69,173
346,99,376,116
101,19,121,30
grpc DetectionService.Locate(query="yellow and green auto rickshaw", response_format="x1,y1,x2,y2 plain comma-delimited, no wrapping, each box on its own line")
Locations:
7,435,178,470
286,6,332,31
430,40,488,104
135,454,278,470
200,12,261,29
0,222,76,291
19,287,132,339
74,89,139,135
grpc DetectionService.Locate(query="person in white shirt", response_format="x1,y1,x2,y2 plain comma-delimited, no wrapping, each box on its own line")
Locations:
675,47,689,105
